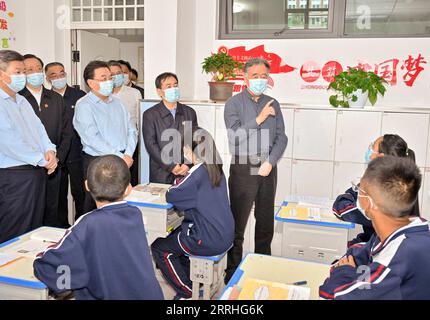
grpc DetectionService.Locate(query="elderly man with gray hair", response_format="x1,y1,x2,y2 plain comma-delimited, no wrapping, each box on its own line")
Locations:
224,57,288,283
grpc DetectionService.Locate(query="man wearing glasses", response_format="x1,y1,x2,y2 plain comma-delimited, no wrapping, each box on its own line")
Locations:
320,156,430,300
45,62,86,227
73,61,137,215
224,58,288,283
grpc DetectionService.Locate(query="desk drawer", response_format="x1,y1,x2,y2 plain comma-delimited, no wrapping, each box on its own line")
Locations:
282,223,348,263
138,207,182,233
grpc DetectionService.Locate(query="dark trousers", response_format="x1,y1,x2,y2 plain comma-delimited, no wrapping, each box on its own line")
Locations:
58,161,85,228
81,153,98,218
130,143,139,187
43,167,63,227
151,229,193,299
225,162,277,282
0,167,46,243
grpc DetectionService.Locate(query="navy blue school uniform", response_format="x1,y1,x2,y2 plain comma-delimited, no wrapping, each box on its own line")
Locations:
151,163,234,298
333,187,420,245
33,202,163,300
319,217,430,300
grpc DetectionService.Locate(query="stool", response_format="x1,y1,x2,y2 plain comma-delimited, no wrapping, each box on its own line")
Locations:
189,250,229,300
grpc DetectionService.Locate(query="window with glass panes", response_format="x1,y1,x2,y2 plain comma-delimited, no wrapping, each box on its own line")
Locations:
72,0,144,23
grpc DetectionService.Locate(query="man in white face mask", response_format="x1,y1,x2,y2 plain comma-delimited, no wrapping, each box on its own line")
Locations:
0,50,57,242
45,62,87,228
118,60,145,99
20,54,73,228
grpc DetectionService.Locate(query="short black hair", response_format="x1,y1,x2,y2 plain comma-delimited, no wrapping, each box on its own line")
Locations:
363,156,422,218
0,50,24,71
44,62,65,73
131,68,138,78
23,54,44,68
87,155,130,203
83,60,109,86
379,134,416,163
107,60,123,69
118,60,132,72
155,72,178,89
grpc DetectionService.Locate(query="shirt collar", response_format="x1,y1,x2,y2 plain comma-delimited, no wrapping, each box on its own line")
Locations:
88,91,113,104
159,101,181,118
371,217,429,256
99,200,127,209
0,87,25,103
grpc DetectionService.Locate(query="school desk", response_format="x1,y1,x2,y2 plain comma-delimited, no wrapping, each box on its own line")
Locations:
0,227,66,300
220,253,330,300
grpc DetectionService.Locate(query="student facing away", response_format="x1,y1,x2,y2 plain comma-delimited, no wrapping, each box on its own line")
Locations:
333,134,420,245
151,127,235,300
320,156,430,300
34,155,163,300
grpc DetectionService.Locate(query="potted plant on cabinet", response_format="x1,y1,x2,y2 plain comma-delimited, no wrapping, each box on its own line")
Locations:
202,52,243,102
328,67,388,108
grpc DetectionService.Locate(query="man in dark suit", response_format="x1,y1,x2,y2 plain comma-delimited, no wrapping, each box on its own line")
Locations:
45,62,86,227
142,72,198,184
20,54,73,227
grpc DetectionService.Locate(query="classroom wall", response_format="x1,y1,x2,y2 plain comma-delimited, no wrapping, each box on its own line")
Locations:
144,0,430,108
120,42,144,84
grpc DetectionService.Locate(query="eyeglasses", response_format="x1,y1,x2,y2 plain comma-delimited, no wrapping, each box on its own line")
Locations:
351,181,377,209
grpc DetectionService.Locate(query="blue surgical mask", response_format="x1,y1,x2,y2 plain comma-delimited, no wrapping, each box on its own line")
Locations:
356,197,371,220
248,79,268,96
98,80,114,96
7,74,26,92
113,74,125,88
164,87,180,103
26,72,45,87
364,148,373,164
51,77,67,90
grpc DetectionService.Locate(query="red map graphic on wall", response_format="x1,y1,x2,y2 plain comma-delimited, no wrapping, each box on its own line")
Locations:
218,45,296,92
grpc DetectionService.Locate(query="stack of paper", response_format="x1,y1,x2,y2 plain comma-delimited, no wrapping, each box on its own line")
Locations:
30,229,65,243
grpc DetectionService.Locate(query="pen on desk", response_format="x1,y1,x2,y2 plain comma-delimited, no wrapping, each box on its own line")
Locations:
290,281,307,286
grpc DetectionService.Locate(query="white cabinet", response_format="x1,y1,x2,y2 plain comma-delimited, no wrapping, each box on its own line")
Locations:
293,109,337,161
291,160,334,198
420,168,430,221
332,162,367,199
193,104,216,138
381,112,429,167
335,111,382,163
281,108,294,158
275,158,292,206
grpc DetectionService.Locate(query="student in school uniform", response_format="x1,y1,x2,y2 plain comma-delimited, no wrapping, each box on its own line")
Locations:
151,127,235,300
332,134,420,245
33,155,163,300
320,156,430,300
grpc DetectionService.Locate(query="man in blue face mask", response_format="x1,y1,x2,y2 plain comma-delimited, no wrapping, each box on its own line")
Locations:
0,50,57,242
109,60,142,187
224,58,288,284
73,60,137,216
142,72,198,184
45,62,87,228
19,54,73,228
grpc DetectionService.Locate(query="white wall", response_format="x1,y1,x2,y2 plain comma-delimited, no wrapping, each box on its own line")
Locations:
144,0,430,108
120,42,144,82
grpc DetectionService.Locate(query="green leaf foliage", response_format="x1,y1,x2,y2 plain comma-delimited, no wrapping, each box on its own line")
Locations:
202,52,244,82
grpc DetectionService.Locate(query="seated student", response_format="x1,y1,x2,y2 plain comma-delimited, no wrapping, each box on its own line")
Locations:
151,127,234,300
33,155,163,300
320,156,430,300
333,134,419,245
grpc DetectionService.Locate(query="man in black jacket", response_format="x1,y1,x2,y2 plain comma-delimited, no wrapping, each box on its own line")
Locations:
20,54,73,227
142,72,198,184
119,60,145,99
45,62,86,227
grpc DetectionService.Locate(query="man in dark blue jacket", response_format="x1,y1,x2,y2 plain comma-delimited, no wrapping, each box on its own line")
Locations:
320,157,430,300
45,62,86,227
34,155,163,300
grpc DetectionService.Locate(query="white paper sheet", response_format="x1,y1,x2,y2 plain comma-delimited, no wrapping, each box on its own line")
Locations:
30,229,65,243
5,239,51,258
0,253,21,267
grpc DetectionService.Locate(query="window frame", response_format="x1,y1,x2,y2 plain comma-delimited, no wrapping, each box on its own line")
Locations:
218,0,430,39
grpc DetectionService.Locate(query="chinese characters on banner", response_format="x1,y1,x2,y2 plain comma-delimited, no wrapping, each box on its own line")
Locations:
0,0,16,49
218,45,427,92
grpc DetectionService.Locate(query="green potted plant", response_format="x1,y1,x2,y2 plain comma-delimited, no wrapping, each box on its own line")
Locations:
328,68,388,108
202,52,243,101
